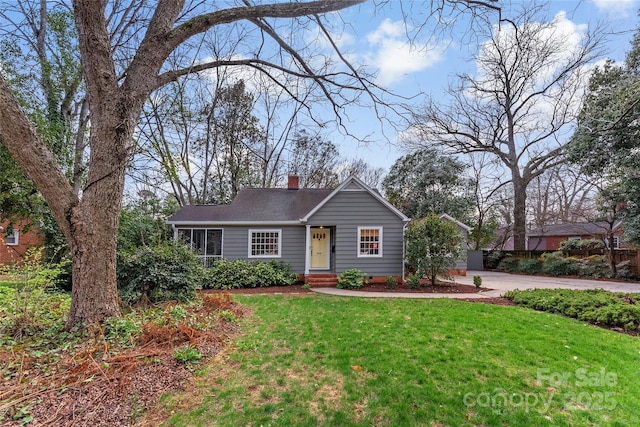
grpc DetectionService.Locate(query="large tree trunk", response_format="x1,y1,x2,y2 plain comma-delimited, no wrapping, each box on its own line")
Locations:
512,178,528,251
65,129,127,328
67,203,121,328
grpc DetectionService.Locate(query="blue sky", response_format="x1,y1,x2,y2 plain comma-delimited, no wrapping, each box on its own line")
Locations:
326,0,640,171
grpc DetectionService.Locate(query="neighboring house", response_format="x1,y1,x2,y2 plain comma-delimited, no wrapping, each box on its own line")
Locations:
439,213,472,273
489,225,514,251
0,219,44,266
526,221,625,250
168,175,411,284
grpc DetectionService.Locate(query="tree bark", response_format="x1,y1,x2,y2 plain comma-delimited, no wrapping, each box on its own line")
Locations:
512,178,527,251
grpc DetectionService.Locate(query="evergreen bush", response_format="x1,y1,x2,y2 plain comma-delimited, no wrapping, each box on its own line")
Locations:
117,243,203,305
504,288,640,330
336,268,367,289
496,256,519,272
202,259,298,290
516,258,543,274
404,214,463,286
540,252,579,276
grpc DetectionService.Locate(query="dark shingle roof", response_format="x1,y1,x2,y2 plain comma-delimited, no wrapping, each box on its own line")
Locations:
527,221,618,237
168,188,333,223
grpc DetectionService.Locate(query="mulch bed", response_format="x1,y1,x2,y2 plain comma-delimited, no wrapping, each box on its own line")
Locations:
1,294,245,427
348,281,489,294
201,282,516,306
203,282,489,295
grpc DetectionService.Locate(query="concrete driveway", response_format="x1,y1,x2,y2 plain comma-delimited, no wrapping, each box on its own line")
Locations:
453,271,640,297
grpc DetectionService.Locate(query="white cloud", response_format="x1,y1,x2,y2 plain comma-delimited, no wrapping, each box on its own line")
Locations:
589,0,637,15
305,23,355,50
365,19,445,86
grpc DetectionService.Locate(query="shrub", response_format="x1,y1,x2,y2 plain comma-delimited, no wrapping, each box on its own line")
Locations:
540,252,579,276
484,250,506,270
504,288,640,330
52,257,73,291
496,256,519,272
616,260,634,279
577,255,611,279
117,243,203,305
473,275,482,288
404,214,463,286
336,268,367,289
516,258,543,274
0,248,69,338
118,203,173,252
559,238,604,251
0,253,71,338
385,275,397,289
407,273,421,289
202,259,298,290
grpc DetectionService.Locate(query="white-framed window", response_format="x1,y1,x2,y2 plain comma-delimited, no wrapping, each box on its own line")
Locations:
249,229,282,258
5,230,18,246
358,226,382,257
176,228,223,267
612,236,620,249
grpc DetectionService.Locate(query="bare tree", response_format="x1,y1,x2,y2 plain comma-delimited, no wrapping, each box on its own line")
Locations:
134,76,210,206
336,158,386,189
0,0,88,195
288,130,340,188
528,163,597,227
408,4,604,249
466,153,504,250
0,0,502,328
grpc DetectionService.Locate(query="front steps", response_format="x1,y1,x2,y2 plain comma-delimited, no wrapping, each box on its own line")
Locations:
302,273,338,287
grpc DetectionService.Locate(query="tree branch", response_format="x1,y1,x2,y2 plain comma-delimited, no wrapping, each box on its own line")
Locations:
0,75,77,240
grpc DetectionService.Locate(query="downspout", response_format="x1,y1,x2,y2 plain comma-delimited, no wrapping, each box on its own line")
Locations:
402,221,409,283
304,223,311,276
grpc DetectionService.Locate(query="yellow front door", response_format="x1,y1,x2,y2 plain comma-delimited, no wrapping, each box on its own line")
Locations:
311,228,330,269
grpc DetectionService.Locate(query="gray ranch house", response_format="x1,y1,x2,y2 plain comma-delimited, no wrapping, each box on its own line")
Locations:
167,175,411,285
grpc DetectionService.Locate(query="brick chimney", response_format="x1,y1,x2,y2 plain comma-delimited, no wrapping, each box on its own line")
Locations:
287,174,299,190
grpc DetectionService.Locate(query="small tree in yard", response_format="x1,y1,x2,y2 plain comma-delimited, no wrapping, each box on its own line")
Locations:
405,214,463,286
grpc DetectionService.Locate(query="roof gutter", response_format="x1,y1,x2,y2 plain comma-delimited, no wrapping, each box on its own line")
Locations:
167,220,303,226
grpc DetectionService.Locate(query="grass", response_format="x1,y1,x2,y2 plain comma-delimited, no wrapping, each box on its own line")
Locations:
158,294,640,426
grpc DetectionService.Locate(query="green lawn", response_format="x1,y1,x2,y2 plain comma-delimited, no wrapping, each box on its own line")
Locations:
160,294,640,426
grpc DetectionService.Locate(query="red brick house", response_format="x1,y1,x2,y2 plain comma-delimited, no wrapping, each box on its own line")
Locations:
0,219,44,266
526,221,625,250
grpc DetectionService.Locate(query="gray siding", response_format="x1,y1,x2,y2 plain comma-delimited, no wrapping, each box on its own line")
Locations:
308,190,405,276
176,225,306,273
223,225,306,272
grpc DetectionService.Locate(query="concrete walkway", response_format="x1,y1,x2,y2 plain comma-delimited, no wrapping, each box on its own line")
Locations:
311,271,640,299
